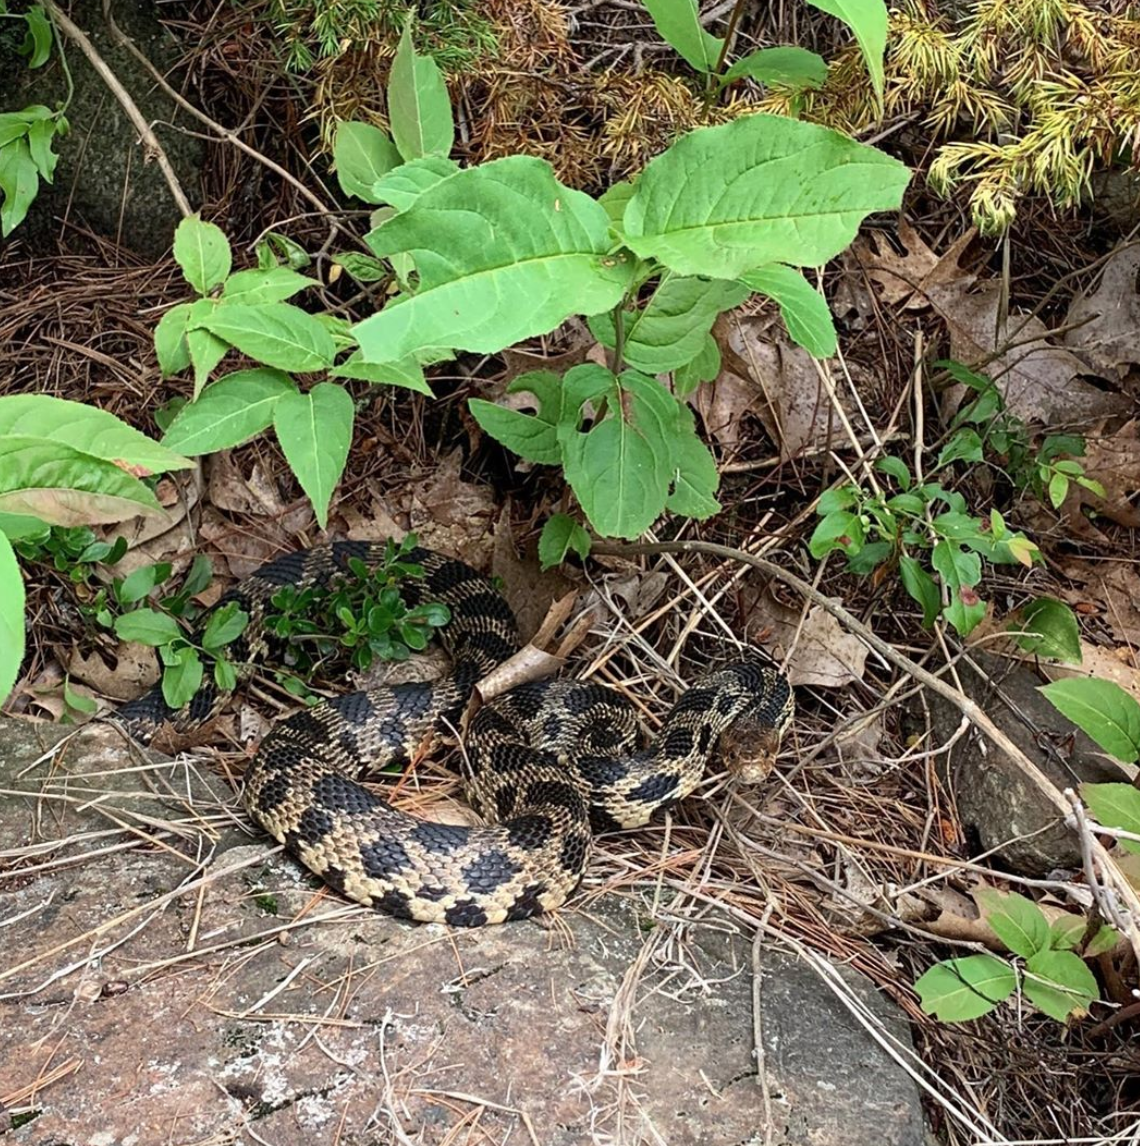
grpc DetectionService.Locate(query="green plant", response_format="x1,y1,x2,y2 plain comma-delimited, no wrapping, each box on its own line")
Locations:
13,523,127,582
153,22,909,566
916,889,1113,1023
264,534,451,673
0,4,68,236
642,0,887,112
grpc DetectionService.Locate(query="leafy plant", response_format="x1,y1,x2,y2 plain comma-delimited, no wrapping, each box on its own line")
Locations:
264,534,450,674
0,5,66,236
916,889,1112,1023
13,524,127,583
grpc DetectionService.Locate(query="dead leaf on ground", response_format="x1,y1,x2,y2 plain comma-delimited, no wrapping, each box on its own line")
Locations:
338,496,407,543
490,512,577,643
407,448,498,567
1056,556,1140,648
854,221,977,309
744,584,868,688
68,643,160,701
1067,419,1140,529
1064,245,1140,379
1041,643,1140,709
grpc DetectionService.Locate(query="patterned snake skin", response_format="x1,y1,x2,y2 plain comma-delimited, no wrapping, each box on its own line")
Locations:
118,543,793,926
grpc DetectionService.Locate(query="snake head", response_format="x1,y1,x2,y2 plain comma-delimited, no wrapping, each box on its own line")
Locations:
721,714,785,784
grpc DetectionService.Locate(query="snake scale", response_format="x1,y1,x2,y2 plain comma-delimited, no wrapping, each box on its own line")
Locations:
118,542,793,926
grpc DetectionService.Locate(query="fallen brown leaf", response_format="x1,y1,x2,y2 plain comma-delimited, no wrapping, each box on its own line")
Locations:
1064,245,1140,379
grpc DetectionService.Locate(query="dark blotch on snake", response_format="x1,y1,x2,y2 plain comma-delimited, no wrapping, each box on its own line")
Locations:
661,726,695,757
445,900,490,927
506,814,554,851
312,773,378,816
291,804,335,846
327,691,375,725
408,820,470,855
372,888,414,918
628,771,680,806
505,883,548,921
360,835,413,880
461,848,522,893
558,830,589,875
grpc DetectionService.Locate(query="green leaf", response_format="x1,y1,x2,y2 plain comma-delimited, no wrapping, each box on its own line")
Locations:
388,22,454,161
0,138,40,237
976,889,1051,959
624,115,908,280
214,657,238,693
162,646,204,709
1013,597,1082,663
667,403,721,519
538,514,591,569
1041,680,1140,763
0,511,49,540
1047,915,1086,951
1023,949,1098,1021
591,276,749,374
161,368,297,455
353,156,630,363
807,0,888,104
817,486,858,515
0,116,30,148
0,531,25,704
1081,783,1140,854
1084,924,1119,957
599,180,636,236
560,369,678,539
1048,470,1069,509
468,370,565,466
26,118,58,182
0,395,193,475
173,215,232,296
329,352,433,395
642,0,724,73
332,252,389,284
63,676,98,715
20,6,53,68
117,562,172,606
899,553,939,627
875,456,911,489
370,156,459,212
202,602,249,651
937,428,984,468
930,540,985,636
115,608,183,646
914,955,1016,1022
272,383,355,528
808,510,864,559
740,264,837,357
721,46,828,89
333,119,401,201
673,333,720,396
221,267,315,305
154,302,194,377
197,303,336,373
186,299,230,397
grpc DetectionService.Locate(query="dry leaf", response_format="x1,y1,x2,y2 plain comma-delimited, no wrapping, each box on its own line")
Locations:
490,514,576,644
854,221,977,309
1064,245,1140,378
407,449,498,566
1057,557,1140,648
68,644,160,701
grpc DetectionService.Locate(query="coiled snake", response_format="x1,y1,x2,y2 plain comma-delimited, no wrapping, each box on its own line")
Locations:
118,543,793,926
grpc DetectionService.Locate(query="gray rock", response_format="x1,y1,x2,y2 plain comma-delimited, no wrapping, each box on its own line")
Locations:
904,651,1125,875
0,0,201,257
1,717,923,1144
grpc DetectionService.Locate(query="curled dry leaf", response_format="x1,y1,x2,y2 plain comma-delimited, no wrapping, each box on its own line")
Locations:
407,448,497,567
1057,556,1140,649
1064,245,1140,379
68,643,160,701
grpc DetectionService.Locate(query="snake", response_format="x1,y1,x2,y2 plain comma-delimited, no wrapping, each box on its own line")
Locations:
117,542,793,926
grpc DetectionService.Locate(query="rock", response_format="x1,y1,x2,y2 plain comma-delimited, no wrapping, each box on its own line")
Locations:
0,718,923,1144
904,651,1126,876
0,0,202,258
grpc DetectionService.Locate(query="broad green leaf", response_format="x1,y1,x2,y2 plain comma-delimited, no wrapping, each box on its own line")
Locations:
673,333,720,397
26,118,58,182
354,156,630,362
561,370,677,539
329,352,433,395
937,428,984,468
1023,949,1098,1020
221,267,315,305
1047,915,1086,951
468,370,564,466
388,22,454,161
590,276,749,374
0,436,165,524
173,215,232,296
538,514,591,569
1041,679,1140,763
930,540,985,636
808,510,864,559
0,116,29,148
0,511,48,540
976,889,1050,959
642,0,724,73
186,298,230,397
1084,924,1119,957
161,368,298,454
332,252,388,283
197,303,336,373
876,456,911,489
807,0,888,104
333,119,401,201
272,382,355,528
740,264,837,357
115,607,183,646
1081,783,1140,854
0,138,39,236
0,395,192,475
899,553,939,627
117,562,172,606
0,532,24,704
1013,597,1082,663
914,955,1016,1022
20,6,53,68
370,156,459,212
202,601,249,651
667,404,721,519
154,302,194,376
162,646,204,709
624,115,909,279
599,180,636,236
721,46,828,90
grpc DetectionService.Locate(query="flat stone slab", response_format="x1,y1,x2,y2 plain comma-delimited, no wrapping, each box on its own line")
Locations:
0,719,922,1144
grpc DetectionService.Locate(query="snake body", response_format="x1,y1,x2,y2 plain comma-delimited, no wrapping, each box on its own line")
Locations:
119,543,793,926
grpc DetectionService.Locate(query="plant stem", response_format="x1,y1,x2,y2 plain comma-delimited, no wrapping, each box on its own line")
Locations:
712,0,749,92
610,301,626,374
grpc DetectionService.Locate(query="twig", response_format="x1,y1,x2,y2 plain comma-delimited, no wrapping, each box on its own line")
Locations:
43,1,192,218
590,538,1140,961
